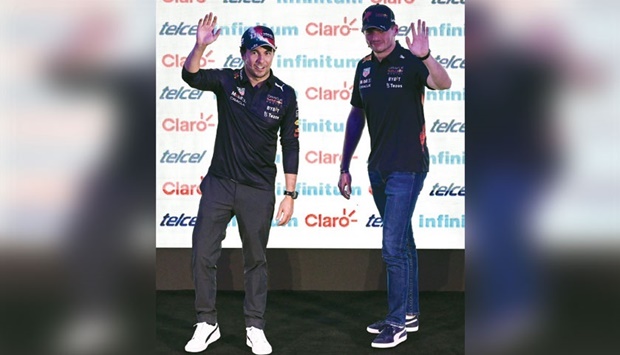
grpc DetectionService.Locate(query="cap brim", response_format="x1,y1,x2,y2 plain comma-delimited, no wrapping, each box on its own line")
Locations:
361,24,390,32
246,42,277,51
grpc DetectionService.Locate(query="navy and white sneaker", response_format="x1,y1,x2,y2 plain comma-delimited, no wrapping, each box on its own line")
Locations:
184,322,220,353
406,314,419,332
367,315,419,334
366,320,386,334
371,324,407,349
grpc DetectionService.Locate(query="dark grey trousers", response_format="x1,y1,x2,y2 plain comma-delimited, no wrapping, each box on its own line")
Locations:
191,174,275,329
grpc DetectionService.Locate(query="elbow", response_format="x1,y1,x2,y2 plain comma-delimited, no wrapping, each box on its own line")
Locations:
439,78,452,90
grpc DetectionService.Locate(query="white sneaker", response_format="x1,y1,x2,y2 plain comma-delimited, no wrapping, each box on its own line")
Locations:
246,326,272,355
184,322,220,353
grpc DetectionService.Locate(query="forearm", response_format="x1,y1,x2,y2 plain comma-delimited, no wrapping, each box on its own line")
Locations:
340,107,365,172
183,43,208,73
424,55,452,90
284,173,297,192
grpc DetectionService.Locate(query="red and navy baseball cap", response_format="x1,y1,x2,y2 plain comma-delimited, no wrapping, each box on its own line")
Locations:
361,4,396,32
240,26,277,51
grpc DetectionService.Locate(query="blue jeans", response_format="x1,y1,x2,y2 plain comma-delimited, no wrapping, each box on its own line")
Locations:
368,171,427,327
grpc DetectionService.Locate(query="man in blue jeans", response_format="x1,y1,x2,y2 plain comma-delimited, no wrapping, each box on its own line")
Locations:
337,4,451,349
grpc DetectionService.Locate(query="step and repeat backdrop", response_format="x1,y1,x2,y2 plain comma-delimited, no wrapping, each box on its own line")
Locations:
156,0,464,249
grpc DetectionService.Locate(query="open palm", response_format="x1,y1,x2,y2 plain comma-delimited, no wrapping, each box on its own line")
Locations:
196,12,221,47
405,19,430,58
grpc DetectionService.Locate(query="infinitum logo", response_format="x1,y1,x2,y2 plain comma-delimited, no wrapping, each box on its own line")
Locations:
397,23,463,37
426,88,464,101
418,214,465,228
275,55,359,69
228,216,298,227
429,151,465,165
299,119,344,133
275,182,362,196
159,21,296,36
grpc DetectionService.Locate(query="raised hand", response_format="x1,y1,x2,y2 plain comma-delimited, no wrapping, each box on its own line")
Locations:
196,12,221,47
405,19,430,58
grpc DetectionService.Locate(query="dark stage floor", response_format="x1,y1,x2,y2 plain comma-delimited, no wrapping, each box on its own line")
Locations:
157,290,464,354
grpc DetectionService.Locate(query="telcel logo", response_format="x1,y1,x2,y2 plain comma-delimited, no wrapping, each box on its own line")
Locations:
429,183,465,196
306,82,352,101
431,0,464,4
160,149,207,163
306,17,358,36
366,214,384,227
223,0,265,3
160,86,204,100
435,54,465,69
429,119,465,133
162,0,205,3
305,209,357,227
160,213,196,227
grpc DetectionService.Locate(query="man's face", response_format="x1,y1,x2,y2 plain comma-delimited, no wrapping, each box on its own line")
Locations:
364,26,398,55
242,46,274,83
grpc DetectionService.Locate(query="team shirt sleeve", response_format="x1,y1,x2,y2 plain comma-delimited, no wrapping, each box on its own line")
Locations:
280,89,300,175
350,62,363,108
181,66,226,93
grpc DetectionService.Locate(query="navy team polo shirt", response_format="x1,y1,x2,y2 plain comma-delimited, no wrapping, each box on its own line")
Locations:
182,67,299,190
351,41,431,173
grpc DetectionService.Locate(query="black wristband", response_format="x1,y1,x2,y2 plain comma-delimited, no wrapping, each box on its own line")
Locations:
418,50,431,61
340,168,349,174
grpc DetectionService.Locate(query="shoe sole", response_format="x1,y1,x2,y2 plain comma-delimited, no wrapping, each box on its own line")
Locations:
185,327,221,353
367,325,419,334
246,340,272,355
371,333,408,349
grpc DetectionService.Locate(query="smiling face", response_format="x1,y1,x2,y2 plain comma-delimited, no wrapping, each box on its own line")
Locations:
364,25,398,60
242,45,274,86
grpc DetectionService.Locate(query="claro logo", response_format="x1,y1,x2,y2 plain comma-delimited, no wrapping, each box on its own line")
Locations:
162,113,216,132
162,176,203,196
305,150,357,164
305,209,358,227
162,52,214,68
306,17,359,36
306,82,352,100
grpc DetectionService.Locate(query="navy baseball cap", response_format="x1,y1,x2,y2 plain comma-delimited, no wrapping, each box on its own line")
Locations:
362,4,396,32
240,26,277,51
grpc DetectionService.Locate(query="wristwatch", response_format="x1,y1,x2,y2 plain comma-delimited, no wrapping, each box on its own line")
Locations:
284,190,299,199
